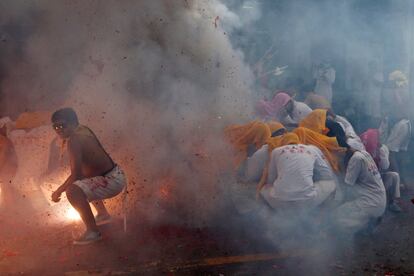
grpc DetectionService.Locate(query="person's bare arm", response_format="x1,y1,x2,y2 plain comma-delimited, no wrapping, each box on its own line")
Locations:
52,137,83,202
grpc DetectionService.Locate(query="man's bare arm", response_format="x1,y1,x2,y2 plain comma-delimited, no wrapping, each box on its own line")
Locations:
52,137,83,201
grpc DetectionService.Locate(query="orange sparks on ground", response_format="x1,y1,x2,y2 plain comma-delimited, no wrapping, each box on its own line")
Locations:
65,207,81,221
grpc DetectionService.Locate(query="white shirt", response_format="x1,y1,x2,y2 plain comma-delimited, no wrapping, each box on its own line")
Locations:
386,119,411,152
344,151,386,213
335,115,365,150
245,145,269,182
265,144,332,201
314,67,335,104
335,115,357,138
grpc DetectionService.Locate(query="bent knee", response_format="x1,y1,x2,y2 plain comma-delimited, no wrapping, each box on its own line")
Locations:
388,171,400,182
65,184,85,200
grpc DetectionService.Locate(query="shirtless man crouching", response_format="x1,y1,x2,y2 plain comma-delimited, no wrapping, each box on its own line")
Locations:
51,108,126,245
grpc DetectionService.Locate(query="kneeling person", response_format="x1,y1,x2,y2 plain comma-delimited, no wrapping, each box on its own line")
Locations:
259,133,336,211
51,108,126,245
333,146,386,235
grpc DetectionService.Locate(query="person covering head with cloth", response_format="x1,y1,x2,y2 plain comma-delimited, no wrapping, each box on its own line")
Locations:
299,109,349,149
293,127,346,172
224,120,284,168
243,123,286,183
256,92,312,128
258,132,336,211
299,109,329,134
51,108,127,245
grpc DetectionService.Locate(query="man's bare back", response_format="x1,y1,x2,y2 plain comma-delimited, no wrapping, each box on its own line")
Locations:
68,128,114,179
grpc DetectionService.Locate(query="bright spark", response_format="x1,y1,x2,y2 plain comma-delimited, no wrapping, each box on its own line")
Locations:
65,207,81,221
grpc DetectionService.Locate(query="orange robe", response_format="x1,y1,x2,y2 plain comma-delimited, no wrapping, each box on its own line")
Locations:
299,109,329,135
224,120,284,167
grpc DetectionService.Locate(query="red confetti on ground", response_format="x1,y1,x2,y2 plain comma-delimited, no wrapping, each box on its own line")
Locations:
3,250,19,257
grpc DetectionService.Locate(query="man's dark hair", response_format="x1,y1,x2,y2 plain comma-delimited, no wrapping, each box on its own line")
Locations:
51,108,79,125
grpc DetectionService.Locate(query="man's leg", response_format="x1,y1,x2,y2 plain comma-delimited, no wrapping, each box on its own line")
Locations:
66,185,98,233
397,151,409,188
389,151,399,173
382,172,402,212
92,200,109,216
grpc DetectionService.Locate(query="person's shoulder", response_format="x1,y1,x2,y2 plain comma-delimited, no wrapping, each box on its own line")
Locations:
295,101,310,109
306,144,321,152
352,150,368,161
295,101,312,114
272,145,289,153
67,133,85,148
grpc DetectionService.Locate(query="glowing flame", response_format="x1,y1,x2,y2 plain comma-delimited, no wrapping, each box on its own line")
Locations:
65,207,81,221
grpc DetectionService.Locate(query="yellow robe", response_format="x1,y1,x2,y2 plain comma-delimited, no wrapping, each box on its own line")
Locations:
224,120,284,167
299,109,329,135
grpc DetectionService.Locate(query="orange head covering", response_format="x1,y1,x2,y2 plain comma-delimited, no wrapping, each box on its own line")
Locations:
293,127,345,171
280,132,300,146
267,121,285,134
224,120,272,167
299,109,329,135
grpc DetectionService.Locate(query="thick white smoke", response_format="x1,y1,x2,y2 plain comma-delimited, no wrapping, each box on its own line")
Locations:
0,0,256,225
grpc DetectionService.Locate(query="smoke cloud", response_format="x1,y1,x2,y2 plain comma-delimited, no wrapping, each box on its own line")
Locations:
0,0,259,226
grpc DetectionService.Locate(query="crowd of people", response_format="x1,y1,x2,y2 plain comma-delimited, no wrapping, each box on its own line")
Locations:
225,69,412,236
0,68,411,244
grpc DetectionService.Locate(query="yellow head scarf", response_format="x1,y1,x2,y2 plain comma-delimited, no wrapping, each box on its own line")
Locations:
280,132,300,146
267,121,285,134
225,121,287,194
299,109,329,135
224,120,272,167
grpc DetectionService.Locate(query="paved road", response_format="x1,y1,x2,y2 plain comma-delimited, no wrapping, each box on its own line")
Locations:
1,189,414,275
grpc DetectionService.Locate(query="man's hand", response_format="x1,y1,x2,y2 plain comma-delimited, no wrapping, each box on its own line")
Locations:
51,190,62,203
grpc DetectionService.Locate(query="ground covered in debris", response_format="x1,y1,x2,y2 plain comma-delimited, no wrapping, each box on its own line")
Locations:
1,189,414,276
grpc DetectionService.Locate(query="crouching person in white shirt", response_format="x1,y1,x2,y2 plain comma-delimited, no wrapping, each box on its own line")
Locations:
333,146,386,235
258,133,336,212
